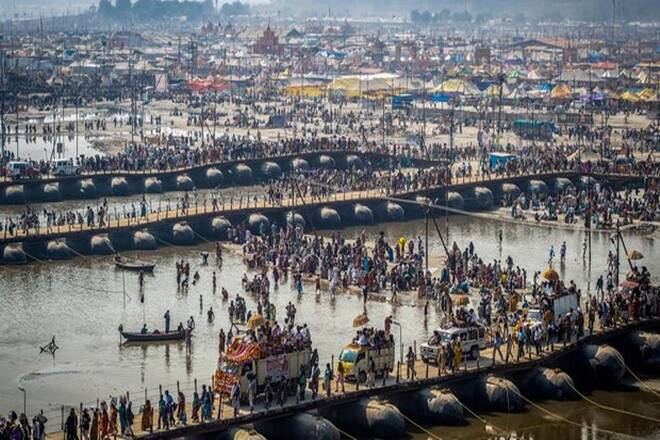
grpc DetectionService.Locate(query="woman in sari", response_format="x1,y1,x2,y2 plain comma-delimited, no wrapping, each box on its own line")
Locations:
141,400,153,433
108,402,118,436
98,407,109,440
191,392,200,422
89,409,99,440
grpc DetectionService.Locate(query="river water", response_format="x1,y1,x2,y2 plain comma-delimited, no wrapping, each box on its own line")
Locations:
1,134,101,161
0,215,658,438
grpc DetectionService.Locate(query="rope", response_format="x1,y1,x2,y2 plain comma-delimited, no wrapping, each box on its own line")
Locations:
398,412,442,440
617,356,660,398
66,244,91,260
509,385,640,439
192,228,214,245
153,234,186,249
21,248,48,264
456,400,507,435
565,379,660,423
105,239,118,254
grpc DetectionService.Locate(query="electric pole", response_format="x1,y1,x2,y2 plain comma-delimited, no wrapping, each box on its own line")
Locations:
129,52,136,145
497,65,504,142
0,34,5,155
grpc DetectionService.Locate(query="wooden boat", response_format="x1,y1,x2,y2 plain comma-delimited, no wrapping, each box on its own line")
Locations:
120,329,186,342
113,255,155,272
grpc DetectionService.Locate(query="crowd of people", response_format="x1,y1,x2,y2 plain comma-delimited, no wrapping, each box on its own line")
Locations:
0,134,398,178
237,223,433,305
3,224,658,439
504,176,658,227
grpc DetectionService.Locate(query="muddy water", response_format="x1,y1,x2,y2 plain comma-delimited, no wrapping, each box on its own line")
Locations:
1,134,100,161
0,215,657,438
413,386,660,439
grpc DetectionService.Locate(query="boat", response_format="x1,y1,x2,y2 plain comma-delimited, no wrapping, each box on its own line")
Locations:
119,328,187,342
113,255,156,272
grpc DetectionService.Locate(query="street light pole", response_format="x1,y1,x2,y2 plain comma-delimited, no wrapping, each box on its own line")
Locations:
17,385,26,415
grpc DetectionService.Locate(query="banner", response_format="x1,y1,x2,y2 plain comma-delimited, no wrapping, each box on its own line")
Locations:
265,354,289,379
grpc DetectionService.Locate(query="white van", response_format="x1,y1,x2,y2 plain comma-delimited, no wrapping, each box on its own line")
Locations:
420,325,488,362
5,161,37,179
51,158,81,176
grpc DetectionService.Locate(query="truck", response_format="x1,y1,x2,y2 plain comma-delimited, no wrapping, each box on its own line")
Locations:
338,342,395,383
51,158,81,176
420,325,488,363
214,341,311,400
527,292,579,326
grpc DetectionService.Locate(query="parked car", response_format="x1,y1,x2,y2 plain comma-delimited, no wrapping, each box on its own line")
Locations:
51,158,81,176
5,161,38,180
420,325,488,363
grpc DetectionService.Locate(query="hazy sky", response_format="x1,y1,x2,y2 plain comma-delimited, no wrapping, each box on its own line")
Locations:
0,0,268,18
2,0,657,21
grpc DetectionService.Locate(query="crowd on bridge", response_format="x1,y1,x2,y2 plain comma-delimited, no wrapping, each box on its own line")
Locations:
504,176,658,226
1,134,400,178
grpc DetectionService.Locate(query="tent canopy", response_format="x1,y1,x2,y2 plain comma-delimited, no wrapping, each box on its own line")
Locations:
431,79,479,95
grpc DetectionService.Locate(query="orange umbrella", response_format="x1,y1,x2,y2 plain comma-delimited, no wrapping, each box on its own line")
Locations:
247,314,265,329
542,268,559,281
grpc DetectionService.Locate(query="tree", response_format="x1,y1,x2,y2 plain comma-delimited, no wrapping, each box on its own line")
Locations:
219,1,250,16
116,0,131,15
437,8,450,22
98,0,114,16
410,9,421,24
420,10,432,25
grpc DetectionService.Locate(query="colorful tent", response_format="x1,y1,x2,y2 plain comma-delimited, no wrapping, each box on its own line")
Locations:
637,71,650,85
508,69,525,80
284,84,325,97
619,91,640,102
527,70,545,81
550,83,572,99
483,83,510,97
509,86,529,99
431,79,479,95
330,73,412,97
637,88,656,101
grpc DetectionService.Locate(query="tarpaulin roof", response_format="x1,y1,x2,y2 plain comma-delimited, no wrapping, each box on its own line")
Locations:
619,91,640,102
482,83,510,97
550,83,572,99
431,79,479,95
527,70,545,80
284,84,325,97
330,73,420,95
